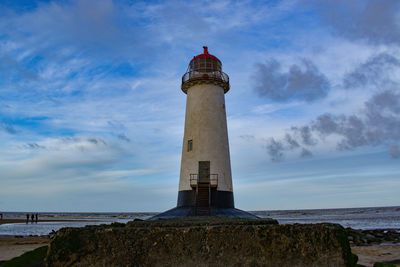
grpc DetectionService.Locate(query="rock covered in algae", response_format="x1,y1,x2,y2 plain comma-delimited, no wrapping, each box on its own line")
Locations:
45,217,357,267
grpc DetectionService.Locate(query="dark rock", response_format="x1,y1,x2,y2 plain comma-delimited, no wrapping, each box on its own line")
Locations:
375,233,384,238
46,218,357,267
110,222,125,227
373,261,399,267
346,228,400,246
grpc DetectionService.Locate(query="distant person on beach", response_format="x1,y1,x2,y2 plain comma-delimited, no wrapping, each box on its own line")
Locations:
35,213,38,223
31,214,34,223
0,213,3,220
26,214,29,223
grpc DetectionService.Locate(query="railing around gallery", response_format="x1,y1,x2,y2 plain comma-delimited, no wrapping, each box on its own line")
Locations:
181,70,230,93
189,173,218,187
182,70,229,84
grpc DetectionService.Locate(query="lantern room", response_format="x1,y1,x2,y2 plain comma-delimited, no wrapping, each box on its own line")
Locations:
189,46,222,72
181,46,229,94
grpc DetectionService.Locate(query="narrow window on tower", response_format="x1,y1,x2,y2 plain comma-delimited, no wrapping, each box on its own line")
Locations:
188,140,193,152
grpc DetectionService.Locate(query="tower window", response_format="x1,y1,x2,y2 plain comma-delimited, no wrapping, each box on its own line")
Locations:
188,140,193,151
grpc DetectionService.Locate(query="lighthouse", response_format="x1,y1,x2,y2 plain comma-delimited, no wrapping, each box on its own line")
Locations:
178,46,233,213
151,47,257,219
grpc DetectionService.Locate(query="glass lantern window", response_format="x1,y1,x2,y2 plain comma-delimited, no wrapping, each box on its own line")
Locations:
189,58,222,72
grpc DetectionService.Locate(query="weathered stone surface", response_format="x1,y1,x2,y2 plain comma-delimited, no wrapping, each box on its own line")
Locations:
346,228,400,246
45,217,357,267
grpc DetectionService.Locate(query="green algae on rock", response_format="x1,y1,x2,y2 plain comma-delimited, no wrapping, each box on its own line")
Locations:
46,217,357,267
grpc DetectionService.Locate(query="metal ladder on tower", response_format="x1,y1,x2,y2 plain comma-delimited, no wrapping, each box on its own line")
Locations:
190,173,218,216
195,183,211,216
195,182,211,216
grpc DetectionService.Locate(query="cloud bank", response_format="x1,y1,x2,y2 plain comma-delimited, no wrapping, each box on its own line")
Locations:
344,53,400,89
315,0,400,45
265,89,400,160
257,0,400,162
254,59,330,103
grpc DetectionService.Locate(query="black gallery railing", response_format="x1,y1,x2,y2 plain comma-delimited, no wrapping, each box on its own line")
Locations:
182,71,229,84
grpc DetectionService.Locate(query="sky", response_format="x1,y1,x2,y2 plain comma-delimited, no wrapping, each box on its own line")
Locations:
0,0,399,212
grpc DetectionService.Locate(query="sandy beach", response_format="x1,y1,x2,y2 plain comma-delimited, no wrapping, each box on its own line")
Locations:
352,244,400,266
0,235,50,262
0,218,100,263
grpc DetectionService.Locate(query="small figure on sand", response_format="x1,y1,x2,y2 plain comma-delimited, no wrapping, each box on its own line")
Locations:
31,214,35,223
35,213,38,223
26,213,29,224
0,213,3,220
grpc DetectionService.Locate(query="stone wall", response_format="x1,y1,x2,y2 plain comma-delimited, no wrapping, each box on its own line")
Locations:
45,217,357,267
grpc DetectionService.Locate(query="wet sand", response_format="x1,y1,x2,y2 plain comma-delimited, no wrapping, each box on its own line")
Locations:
0,235,50,262
351,244,400,267
0,219,99,262
0,218,97,225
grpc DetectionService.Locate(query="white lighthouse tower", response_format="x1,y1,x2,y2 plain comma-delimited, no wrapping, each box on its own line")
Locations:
177,46,233,214
152,47,256,219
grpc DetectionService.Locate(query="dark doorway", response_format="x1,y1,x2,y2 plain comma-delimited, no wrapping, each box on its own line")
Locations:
198,161,210,183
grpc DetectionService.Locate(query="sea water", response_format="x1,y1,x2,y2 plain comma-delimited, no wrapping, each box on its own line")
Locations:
0,212,153,236
0,206,399,236
253,206,400,230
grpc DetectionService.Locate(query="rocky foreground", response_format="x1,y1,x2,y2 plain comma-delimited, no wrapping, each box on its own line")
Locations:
45,217,358,267
346,228,400,266
346,228,400,246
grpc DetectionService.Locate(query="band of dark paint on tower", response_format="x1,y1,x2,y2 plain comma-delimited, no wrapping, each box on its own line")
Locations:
177,189,234,208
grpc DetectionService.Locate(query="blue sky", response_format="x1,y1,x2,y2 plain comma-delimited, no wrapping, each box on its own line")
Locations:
0,0,399,212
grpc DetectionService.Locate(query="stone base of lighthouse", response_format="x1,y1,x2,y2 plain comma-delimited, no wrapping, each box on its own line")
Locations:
150,206,257,220
150,190,257,220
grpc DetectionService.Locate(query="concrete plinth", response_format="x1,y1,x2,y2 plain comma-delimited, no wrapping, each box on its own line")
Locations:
149,207,258,220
